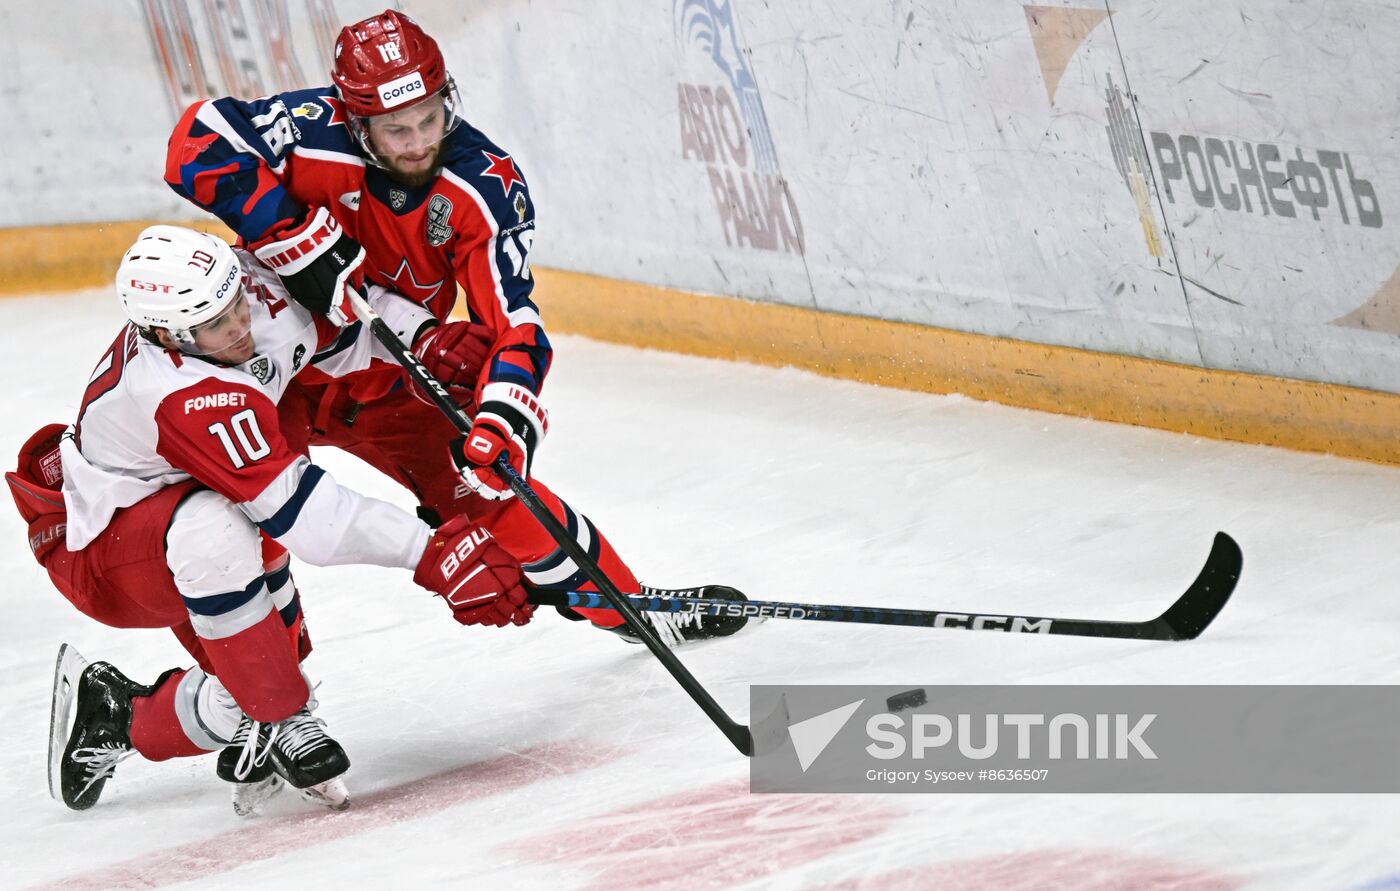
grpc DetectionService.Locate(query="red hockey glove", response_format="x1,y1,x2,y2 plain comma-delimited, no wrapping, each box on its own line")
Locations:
411,321,496,411
253,206,364,327
413,516,533,627
6,423,69,565
450,383,548,501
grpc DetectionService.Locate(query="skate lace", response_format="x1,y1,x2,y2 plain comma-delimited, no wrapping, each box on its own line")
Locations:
643,608,701,648
274,711,331,761
233,719,274,782
71,742,134,799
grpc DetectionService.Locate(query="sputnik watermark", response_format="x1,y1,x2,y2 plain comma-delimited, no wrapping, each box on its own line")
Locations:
865,711,1157,760
750,685,1400,793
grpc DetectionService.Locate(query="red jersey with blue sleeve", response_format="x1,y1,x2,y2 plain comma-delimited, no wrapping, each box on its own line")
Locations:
165,87,552,399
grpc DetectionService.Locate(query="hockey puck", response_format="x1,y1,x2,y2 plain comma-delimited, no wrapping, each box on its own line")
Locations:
885,688,927,713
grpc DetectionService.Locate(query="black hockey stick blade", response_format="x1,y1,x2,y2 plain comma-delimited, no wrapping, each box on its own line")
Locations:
971,530,1242,641
1149,530,1242,640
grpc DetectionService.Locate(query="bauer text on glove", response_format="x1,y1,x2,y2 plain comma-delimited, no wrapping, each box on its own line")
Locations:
253,206,364,327
413,516,533,627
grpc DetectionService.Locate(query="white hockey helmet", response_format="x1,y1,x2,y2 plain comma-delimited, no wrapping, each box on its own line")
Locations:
116,226,244,346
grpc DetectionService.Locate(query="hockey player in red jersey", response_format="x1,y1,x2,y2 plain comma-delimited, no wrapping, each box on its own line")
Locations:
6,227,531,813
164,9,749,647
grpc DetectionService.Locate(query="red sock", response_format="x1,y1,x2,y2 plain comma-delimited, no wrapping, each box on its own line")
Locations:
568,536,637,629
486,483,638,629
202,610,308,722
129,670,211,762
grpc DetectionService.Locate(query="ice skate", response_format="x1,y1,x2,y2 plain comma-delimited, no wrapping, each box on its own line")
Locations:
48,644,153,810
610,585,752,648
218,713,284,816
222,706,350,811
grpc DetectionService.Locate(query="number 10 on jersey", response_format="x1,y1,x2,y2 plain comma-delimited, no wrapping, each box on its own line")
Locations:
208,409,271,468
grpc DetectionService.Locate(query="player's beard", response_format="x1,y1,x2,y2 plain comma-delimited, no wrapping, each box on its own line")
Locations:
384,145,443,189
391,165,440,189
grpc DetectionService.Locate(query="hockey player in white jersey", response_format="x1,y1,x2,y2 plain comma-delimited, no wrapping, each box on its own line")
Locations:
6,226,533,814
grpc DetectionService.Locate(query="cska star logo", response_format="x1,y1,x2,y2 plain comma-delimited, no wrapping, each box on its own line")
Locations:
382,257,445,303
481,151,524,197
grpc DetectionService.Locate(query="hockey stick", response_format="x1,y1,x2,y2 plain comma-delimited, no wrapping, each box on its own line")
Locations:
529,532,1241,641
343,290,754,756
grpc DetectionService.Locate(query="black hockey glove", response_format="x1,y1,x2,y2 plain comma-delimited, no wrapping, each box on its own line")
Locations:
253,206,365,326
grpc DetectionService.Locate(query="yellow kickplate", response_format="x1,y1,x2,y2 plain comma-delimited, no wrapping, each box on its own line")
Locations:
5,221,1397,466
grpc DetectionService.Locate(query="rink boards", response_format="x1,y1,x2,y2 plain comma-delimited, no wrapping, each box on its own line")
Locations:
3,218,1399,466
3,1,1400,463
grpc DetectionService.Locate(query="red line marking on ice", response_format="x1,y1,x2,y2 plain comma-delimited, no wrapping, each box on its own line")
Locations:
510,778,902,890
809,849,1244,891
30,740,615,891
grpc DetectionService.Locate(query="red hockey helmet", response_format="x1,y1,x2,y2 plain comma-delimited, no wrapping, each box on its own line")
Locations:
332,10,447,116
331,10,464,167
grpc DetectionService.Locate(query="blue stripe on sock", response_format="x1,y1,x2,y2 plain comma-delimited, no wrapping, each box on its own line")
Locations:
278,591,302,628
183,575,265,617
265,561,292,592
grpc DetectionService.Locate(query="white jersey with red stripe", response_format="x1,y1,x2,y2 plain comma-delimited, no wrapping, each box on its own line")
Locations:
61,251,435,571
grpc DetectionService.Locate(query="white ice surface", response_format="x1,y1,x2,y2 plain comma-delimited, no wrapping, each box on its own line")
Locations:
1,288,1398,890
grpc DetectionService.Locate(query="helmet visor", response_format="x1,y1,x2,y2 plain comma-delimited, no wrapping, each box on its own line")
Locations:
174,285,255,364
350,78,464,174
